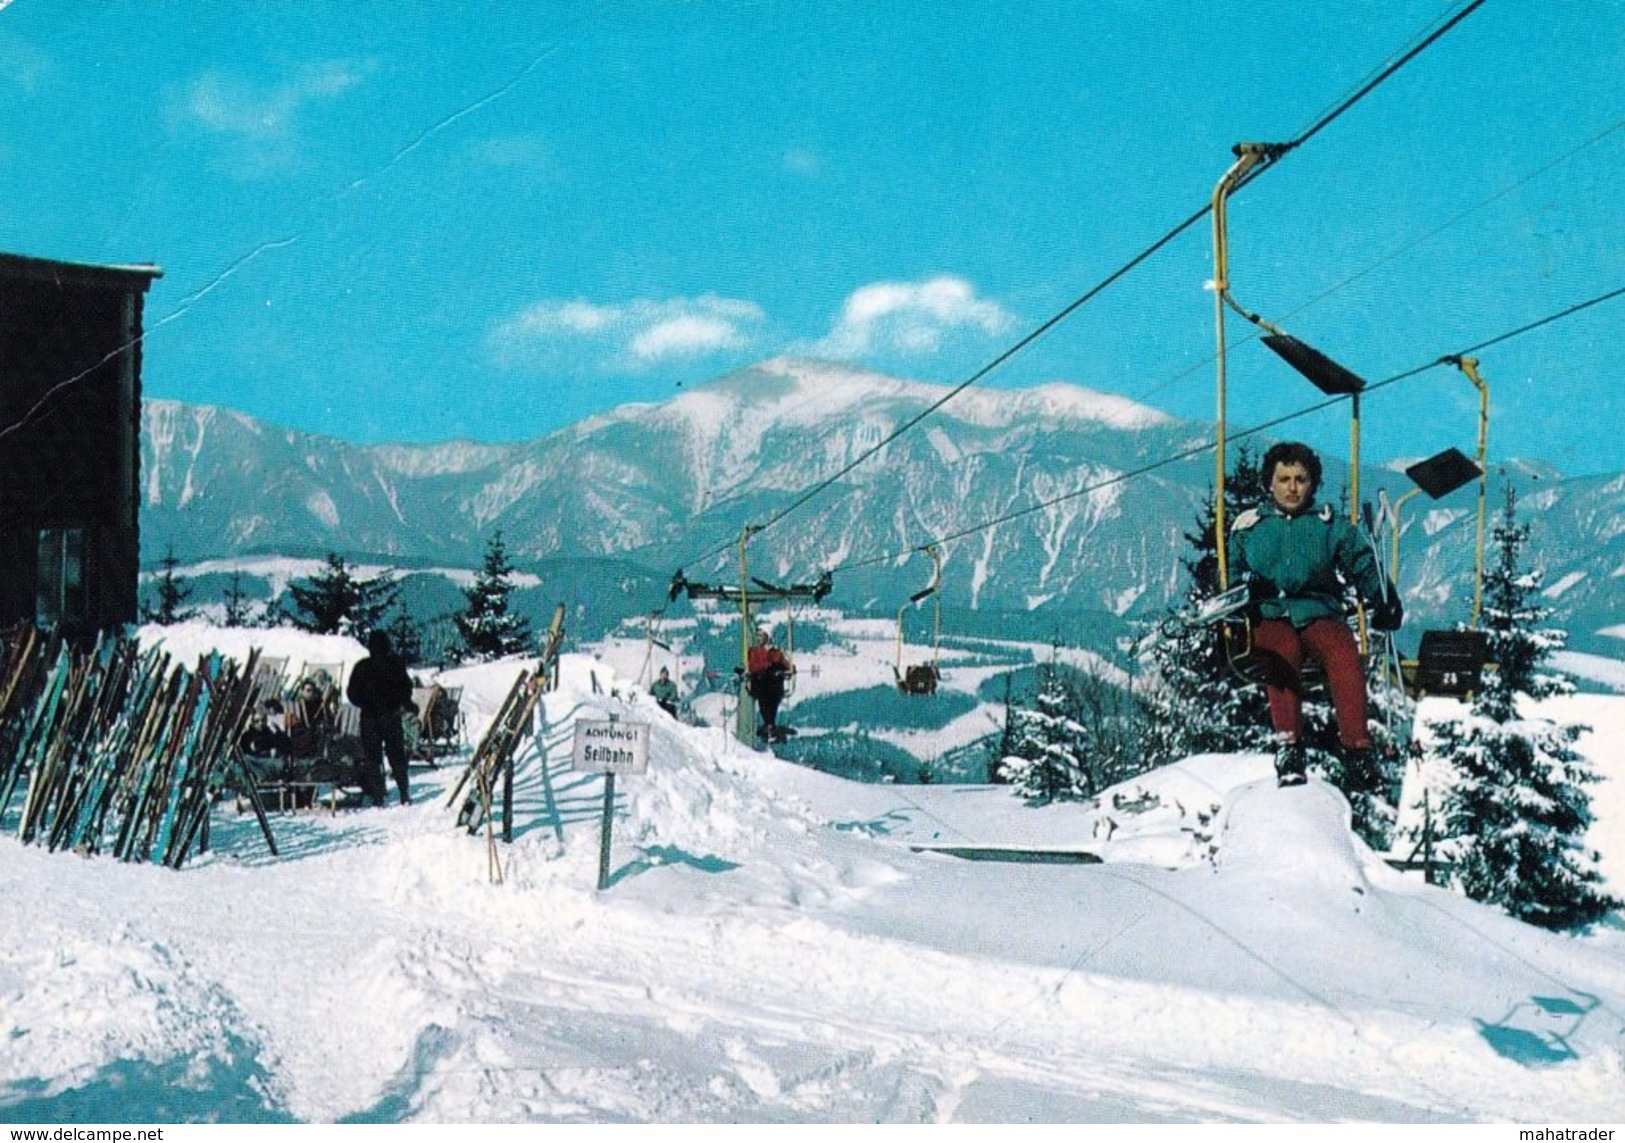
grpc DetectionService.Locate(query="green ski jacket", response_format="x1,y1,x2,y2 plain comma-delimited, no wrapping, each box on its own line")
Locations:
1230,500,1386,628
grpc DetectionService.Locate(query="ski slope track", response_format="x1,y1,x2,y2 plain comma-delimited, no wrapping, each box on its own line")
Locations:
0,634,1622,1123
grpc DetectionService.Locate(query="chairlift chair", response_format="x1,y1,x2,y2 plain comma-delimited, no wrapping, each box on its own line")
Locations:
1385,445,1492,698
894,545,942,696
1410,628,1491,699
1210,143,1372,679
672,525,833,745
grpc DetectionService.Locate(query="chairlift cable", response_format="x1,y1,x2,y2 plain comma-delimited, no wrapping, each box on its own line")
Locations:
1264,0,1489,162
805,104,1621,585
678,0,1489,571
826,279,1625,575
1125,114,1625,415
1447,282,1625,359
0,23,587,450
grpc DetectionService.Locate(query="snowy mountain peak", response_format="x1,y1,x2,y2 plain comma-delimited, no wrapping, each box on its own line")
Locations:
138,362,1624,657
682,355,923,417
690,356,1176,432
993,381,1175,430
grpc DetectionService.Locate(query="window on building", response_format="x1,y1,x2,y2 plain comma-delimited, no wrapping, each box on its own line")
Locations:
36,527,86,628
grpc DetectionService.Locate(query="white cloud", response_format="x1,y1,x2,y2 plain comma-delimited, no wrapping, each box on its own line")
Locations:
518,300,617,336
810,275,1015,360
631,315,746,361
175,60,372,175
489,294,766,369
783,147,822,177
184,62,369,140
469,135,555,179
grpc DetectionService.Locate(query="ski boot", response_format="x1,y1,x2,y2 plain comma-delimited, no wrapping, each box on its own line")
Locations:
1339,743,1380,796
1275,740,1308,787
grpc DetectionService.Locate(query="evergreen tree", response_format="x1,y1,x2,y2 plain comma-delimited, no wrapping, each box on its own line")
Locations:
257,594,292,629
1071,659,1155,790
1429,485,1618,930
385,599,424,666
453,531,533,661
287,553,400,637
999,663,1094,802
988,674,1018,783
221,570,254,627
1142,446,1274,763
142,549,194,625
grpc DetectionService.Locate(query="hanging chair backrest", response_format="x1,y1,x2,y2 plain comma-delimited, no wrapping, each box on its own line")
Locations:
899,663,940,696
1412,629,1490,697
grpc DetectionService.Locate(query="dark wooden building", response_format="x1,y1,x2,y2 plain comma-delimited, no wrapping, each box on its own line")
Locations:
0,253,162,637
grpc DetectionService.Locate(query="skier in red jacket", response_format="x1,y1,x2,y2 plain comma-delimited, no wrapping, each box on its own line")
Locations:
746,629,793,743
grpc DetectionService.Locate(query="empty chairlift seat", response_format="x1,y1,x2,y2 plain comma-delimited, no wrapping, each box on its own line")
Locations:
1408,629,1491,698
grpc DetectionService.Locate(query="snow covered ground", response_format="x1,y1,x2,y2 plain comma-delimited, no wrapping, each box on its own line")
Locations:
1,624,1622,1124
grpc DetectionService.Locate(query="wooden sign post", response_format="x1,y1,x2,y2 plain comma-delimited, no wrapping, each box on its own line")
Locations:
572,717,650,890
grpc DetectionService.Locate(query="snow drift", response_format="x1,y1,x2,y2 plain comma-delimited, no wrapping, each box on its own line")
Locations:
0,626,1621,1123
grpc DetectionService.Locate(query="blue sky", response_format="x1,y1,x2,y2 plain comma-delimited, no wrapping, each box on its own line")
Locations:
1,1,1622,475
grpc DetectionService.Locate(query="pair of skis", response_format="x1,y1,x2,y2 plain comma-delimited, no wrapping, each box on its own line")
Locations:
448,669,543,838
1138,580,1255,656
446,603,568,866
0,628,267,868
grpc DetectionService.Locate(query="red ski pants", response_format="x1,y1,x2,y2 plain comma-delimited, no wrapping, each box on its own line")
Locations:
1250,617,1371,748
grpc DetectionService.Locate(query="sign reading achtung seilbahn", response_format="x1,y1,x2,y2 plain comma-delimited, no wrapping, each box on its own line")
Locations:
572,719,650,774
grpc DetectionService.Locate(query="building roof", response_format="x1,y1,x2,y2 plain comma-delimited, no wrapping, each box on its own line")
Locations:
0,252,163,292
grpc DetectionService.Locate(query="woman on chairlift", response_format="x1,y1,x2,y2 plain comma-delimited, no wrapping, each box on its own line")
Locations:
1230,441,1403,786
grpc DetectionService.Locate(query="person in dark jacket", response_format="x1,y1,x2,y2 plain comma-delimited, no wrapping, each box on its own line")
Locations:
650,666,680,718
1231,441,1402,785
239,704,289,760
238,703,291,785
284,678,335,765
347,631,416,806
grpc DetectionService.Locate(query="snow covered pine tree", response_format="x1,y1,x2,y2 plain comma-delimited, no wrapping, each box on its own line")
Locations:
1143,447,1274,764
1430,485,1619,931
288,552,400,638
998,664,1094,803
453,531,533,662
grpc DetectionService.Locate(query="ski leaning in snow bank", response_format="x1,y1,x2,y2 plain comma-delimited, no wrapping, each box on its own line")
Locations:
0,626,265,867
448,667,543,841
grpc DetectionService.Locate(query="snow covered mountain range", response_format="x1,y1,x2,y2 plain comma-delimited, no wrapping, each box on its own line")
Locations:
140,356,1624,655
